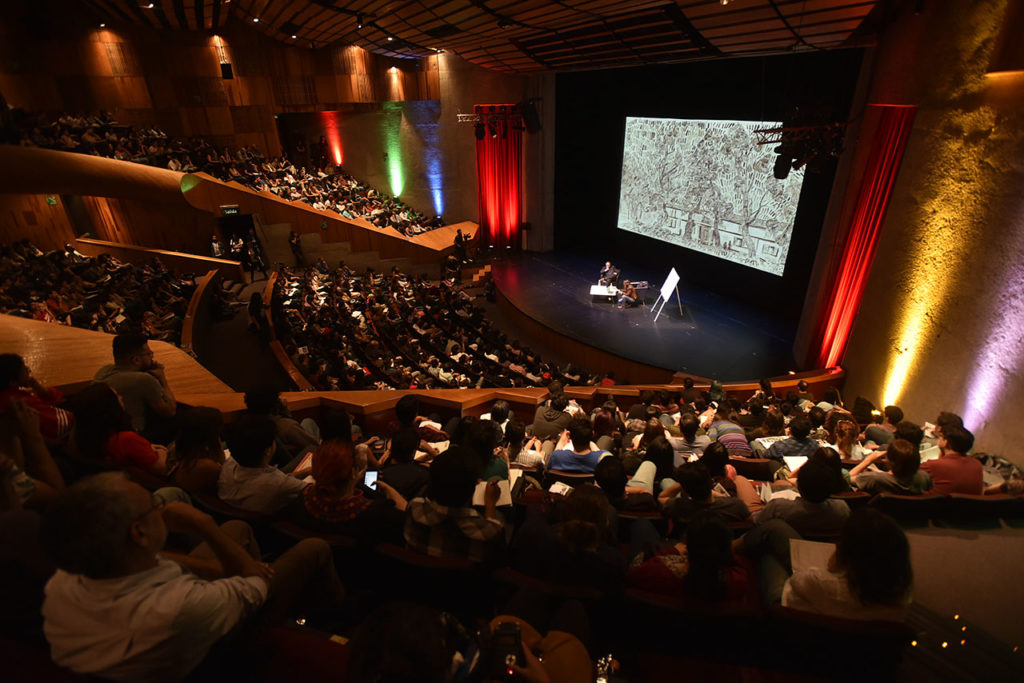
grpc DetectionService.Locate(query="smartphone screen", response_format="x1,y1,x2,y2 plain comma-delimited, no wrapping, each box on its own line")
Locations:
363,470,378,490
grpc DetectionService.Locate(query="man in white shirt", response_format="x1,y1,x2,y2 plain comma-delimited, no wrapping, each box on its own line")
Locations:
217,414,311,514
41,473,345,681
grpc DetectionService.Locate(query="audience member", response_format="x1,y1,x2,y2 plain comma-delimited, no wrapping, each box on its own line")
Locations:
217,414,311,514
0,354,73,441
93,332,177,442
920,425,982,495
40,472,346,680
782,508,912,621
404,446,505,562
68,383,168,476
546,418,611,474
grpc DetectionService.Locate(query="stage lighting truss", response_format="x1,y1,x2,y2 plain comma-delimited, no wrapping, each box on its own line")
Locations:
754,121,848,176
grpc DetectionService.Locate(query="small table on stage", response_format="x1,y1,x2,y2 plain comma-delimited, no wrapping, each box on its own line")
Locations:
590,284,619,302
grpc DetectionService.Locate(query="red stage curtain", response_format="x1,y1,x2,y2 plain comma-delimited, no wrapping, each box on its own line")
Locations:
815,105,917,369
475,105,523,250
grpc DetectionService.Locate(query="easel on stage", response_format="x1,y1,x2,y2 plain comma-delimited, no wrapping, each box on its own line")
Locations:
651,267,683,322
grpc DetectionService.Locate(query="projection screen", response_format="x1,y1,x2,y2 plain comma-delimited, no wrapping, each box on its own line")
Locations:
616,117,805,277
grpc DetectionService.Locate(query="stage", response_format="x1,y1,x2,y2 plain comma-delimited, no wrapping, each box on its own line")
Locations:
490,252,797,382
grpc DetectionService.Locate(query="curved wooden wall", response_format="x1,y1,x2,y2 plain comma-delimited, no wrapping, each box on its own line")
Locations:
0,146,183,203
261,272,314,391
179,172,478,272
74,238,245,281
181,269,221,358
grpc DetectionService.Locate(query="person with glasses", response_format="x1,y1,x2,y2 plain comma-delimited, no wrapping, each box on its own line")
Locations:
93,332,177,443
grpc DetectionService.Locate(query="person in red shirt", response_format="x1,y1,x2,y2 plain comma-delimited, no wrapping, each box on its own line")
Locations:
920,425,982,495
0,354,74,442
67,383,167,476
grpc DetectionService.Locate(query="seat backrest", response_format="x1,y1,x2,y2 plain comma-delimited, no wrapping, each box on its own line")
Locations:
543,469,596,489
728,457,775,481
869,492,946,527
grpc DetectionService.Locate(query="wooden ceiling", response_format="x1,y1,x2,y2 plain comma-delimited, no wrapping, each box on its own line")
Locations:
83,0,884,73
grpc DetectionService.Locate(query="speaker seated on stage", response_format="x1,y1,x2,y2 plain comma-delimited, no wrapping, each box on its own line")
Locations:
598,261,620,287
616,281,638,309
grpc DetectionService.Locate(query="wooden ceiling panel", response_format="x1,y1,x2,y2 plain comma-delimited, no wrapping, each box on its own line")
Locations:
83,0,881,74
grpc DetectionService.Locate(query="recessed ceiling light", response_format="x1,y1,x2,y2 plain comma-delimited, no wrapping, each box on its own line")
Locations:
146,3,154,8
387,36,393,41
291,35,297,39
99,22,106,27
253,17,259,23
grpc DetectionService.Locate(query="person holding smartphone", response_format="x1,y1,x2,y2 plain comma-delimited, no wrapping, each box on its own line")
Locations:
284,441,405,545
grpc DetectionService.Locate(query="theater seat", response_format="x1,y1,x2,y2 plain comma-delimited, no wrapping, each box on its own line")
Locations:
933,493,1013,530
542,469,596,489
869,492,946,528
728,457,776,482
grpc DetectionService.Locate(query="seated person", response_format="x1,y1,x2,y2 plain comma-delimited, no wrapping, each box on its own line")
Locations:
92,333,176,442
168,407,225,494
863,405,904,446
628,512,755,606
379,427,431,500
828,419,870,462
531,392,573,442
0,353,74,442
920,425,982,495
626,436,675,495
285,441,405,545
243,387,318,460
849,438,932,495
783,508,912,622
706,403,753,456
616,280,638,309
595,454,657,515
754,458,850,539
512,484,625,594
505,418,546,469
764,413,818,462
217,414,311,514
68,384,168,476
547,418,611,474
668,412,711,465
404,446,505,562
662,462,751,527
40,472,346,680
598,261,620,287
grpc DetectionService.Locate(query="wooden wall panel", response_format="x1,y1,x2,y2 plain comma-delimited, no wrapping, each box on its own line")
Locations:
0,194,76,251
0,12,433,161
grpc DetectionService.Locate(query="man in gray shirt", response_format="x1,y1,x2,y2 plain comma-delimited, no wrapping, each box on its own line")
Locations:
754,458,849,539
93,333,176,440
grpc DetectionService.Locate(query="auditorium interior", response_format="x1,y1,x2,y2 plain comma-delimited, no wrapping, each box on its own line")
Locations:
1,0,1023,680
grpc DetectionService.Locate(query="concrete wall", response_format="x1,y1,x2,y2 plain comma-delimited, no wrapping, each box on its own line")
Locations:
840,0,1024,462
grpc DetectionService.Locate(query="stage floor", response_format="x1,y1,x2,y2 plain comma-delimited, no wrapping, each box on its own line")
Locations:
491,252,797,382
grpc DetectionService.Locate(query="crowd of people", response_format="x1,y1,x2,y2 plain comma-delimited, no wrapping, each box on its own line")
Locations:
3,327,1014,680
273,261,592,391
0,240,206,346
4,109,443,237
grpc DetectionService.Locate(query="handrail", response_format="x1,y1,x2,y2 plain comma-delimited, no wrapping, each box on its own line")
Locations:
261,272,315,391
181,268,219,354
75,237,244,281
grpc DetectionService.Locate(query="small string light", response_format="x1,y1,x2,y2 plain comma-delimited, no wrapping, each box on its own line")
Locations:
941,641,948,649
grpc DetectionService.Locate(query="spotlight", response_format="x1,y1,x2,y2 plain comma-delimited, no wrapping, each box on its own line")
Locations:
387,35,393,41
773,155,792,180
146,3,154,8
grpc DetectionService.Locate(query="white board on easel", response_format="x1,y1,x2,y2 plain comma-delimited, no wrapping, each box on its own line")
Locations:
652,267,683,323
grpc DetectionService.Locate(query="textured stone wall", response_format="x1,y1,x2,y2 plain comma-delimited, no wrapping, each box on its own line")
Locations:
841,0,1024,461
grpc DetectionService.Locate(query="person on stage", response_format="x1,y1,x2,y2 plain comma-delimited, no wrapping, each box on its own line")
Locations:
617,280,638,309
599,261,620,287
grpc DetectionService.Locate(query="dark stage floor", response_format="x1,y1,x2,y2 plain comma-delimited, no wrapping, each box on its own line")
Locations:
490,252,797,382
